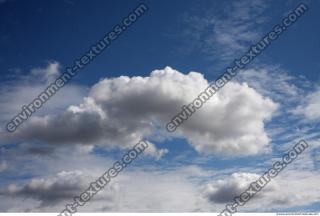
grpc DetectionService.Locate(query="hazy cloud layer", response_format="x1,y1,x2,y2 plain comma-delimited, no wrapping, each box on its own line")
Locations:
1,166,319,212
0,62,87,125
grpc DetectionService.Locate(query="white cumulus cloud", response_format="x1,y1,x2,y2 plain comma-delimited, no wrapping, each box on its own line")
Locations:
2,67,277,156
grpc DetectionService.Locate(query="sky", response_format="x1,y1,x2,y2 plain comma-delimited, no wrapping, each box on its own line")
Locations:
0,0,320,213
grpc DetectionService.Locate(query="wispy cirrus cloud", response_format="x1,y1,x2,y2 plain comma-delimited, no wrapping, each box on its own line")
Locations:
293,87,320,121
0,62,87,126
173,0,270,62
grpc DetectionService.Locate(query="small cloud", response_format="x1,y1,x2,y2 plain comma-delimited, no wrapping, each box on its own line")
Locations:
1,171,88,207
294,88,320,121
144,141,168,160
0,161,8,172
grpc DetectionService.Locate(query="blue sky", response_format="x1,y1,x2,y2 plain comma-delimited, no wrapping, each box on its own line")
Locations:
2,0,319,82
0,0,320,213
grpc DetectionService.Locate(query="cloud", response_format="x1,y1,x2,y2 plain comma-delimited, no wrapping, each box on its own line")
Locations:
237,67,302,102
0,161,8,172
2,67,277,156
0,146,320,212
1,161,319,212
1,171,89,207
203,168,320,211
0,62,87,126
203,172,276,204
144,141,169,160
29,62,61,84
235,66,318,147
0,166,211,212
293,88,320,121
175,0,269,61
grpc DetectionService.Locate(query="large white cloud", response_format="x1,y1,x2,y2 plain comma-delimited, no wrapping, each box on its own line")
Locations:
2,66,277,156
